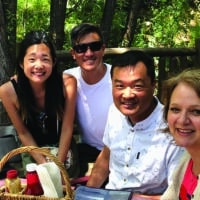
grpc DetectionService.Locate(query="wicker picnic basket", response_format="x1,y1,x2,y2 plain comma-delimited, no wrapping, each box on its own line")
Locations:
0,146,74,200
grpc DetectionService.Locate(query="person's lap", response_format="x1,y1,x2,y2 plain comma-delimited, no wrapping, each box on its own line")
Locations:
77,143,100,177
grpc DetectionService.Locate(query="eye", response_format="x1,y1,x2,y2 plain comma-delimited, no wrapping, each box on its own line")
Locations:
28,58,35,62
133,84,144,91
42,56,51,62
115,83,124,89
43,58,51,63
190,109,200,116
169,107,180,113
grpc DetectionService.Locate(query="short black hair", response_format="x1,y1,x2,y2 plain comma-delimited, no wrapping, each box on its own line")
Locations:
111,50,155,83
70,23,104,47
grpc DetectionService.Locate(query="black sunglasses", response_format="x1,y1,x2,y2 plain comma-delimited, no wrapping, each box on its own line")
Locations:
73,41,103,54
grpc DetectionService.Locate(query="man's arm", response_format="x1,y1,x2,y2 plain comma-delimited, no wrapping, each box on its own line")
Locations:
132,194,161,200
87,146,110,188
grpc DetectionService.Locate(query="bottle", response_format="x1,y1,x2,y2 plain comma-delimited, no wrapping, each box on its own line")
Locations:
5,169,21,194
24,163,43,196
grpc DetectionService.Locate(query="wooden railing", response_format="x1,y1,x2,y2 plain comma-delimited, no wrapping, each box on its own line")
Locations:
56,38,200,98
0,39,200,125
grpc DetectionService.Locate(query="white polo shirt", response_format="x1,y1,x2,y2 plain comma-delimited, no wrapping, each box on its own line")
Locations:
103,98,184,194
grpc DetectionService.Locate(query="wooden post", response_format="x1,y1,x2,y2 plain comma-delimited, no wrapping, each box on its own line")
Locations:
157,57,166,99
195,38,200,66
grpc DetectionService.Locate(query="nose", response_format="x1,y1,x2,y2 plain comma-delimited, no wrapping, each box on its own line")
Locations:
177,112,190,125
35,60,43,68
122,87,135,98
84,47,94,55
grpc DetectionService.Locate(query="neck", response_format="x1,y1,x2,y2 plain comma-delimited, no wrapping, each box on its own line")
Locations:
188,149,200,176
192,160,200,176
146,97,157,116
30,83,46,110
129,97,157,124
82,64,106,84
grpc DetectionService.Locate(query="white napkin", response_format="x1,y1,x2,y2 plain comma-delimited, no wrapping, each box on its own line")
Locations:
36,162,63,198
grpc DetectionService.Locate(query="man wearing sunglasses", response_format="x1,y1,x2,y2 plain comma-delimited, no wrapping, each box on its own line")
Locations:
63,23,112,177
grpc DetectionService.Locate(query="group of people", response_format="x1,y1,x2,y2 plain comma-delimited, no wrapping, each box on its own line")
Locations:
0,22,199,199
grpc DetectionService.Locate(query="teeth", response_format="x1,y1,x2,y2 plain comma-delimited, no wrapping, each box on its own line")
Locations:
33,72,44,76
123,101,136,106
178,129,192,133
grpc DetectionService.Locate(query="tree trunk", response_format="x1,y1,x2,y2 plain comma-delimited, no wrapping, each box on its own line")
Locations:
100,0,116,46
2,0,17,67
49,0,68,50
0,0,13,125
121,0,144,47
0,0,13,84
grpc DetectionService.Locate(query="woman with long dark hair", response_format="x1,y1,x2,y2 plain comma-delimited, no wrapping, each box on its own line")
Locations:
0,30,77,175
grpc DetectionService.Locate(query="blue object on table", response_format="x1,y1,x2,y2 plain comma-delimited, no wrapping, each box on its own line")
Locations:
74,185,133,200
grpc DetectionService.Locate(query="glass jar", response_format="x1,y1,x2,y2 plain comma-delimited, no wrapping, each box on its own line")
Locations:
5,169,21,193
24,163,43,196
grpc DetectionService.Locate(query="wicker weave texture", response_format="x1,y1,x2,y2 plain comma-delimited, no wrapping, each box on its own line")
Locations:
0,146,73,200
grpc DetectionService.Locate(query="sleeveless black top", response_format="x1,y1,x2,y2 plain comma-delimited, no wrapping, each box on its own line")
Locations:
10,79,62,146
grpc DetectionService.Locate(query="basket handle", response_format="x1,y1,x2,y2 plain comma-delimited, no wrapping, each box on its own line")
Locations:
0,146,73,199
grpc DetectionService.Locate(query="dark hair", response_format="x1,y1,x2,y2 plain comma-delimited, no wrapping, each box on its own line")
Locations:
110,50,155,84
16,30,64,120
18,30,56,65
162,68,200,122
70,23,104,47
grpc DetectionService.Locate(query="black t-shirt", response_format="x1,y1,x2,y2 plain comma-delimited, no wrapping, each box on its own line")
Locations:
10,79,61,146
25,110,61,146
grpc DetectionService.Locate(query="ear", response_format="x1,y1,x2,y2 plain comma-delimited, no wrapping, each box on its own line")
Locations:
101,44,106,56
102,44,106,51
70,49,76,60
53,58,57,66
20,63,24,69
152,80,157,91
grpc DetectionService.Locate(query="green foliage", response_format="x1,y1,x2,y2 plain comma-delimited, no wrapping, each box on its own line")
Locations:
133,0,200,47
109,0,129,47
17,0,50,42
64,0,105,49
16,0,200,48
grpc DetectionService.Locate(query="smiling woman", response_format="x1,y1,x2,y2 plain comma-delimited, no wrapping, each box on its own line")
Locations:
0,30,78,178
22,43,53,85
161,69,200,200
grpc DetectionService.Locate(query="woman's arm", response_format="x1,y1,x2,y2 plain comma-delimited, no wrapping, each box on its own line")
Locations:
87,146,110,188
0,81,46,163
57,74,77,163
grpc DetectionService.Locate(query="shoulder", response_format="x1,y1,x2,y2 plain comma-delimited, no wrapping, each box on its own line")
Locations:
63,67,81,77
151,97,165,121
0,78,18,108
105,63,111,69
180,151,190,163
108,103,124,121
0,79,15,98
63,73,77,87
104,63,112,75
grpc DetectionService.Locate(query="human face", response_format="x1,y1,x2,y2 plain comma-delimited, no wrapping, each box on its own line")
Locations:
22,43,53,84
167,82,200,149
71,32,105,72
112,62,155,123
